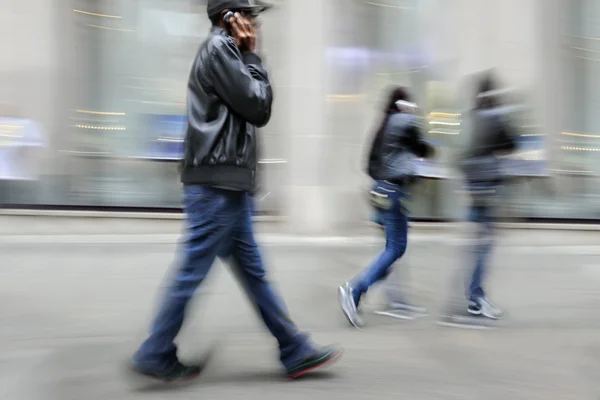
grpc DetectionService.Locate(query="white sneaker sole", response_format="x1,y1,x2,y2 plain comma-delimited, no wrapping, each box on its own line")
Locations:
374,309,428,320
469,308,503,320
436,315,495,330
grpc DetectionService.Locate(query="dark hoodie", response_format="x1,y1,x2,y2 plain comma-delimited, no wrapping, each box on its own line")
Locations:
461,76,516,183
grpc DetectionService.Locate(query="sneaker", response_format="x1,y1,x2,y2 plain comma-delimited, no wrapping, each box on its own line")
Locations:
389,300,427,314
286,345,344,379
131,360,202,383
375,300,427,320
468,297,504,320
338,283,364,328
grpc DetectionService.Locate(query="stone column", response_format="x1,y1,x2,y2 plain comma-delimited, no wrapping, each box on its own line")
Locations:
283,0,333,234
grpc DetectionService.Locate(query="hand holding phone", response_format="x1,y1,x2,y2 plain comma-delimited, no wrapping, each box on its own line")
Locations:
223,11,234,27
227,12,256,53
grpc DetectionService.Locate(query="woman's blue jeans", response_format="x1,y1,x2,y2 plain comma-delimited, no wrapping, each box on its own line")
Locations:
353,181,409,306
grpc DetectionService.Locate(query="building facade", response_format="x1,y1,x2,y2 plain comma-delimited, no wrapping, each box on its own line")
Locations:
1,0,599,232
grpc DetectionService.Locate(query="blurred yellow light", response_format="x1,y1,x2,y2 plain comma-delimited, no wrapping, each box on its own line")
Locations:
561,146,600,151
364,1,411,9
429,130,458,135
73,9,122,18
429,121,460,126
87,24,134,32
561,132,600,138
430,112,461,118
76,110,126,116
326,94,363,102
75,125,126,131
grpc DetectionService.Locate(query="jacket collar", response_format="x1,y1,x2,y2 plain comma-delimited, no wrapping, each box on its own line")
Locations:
211,26,229,36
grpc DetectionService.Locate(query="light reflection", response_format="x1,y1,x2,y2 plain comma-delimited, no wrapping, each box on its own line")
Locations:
561,132,600,138
72,9,122,19
76,110,126,116
87,24,135,32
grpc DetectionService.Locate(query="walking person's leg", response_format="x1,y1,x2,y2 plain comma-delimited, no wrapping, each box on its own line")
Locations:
353,208,408,305
228,193,342,378
339,203,408,327
379,220,427,319
466,203,503,319
132,186,242,381
467,205,490,301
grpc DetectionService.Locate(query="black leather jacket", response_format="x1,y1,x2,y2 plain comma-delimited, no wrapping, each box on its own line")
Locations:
180,27,273,192
368,113,433,185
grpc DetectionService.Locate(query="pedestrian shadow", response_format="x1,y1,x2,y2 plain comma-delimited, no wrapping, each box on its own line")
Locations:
202,369,338,385
129,368,338,393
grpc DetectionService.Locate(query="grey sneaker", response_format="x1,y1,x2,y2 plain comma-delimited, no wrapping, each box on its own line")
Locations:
338,283,364,328
468,297,504,320
389,300,427,314
375,300,428,320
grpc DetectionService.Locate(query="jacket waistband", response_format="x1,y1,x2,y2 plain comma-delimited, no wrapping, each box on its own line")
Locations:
181,165,254,192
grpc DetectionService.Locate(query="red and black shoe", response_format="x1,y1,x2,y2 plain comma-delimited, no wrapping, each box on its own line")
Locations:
130,360,203,383
286,345,344,379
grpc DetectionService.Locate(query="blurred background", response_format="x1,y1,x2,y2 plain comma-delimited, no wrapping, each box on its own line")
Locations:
3,2,600,398
1,0,599,232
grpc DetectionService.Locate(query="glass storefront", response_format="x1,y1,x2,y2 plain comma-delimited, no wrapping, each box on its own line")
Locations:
1,0,600,221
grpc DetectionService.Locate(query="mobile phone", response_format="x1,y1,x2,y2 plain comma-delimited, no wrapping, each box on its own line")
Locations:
395,100,418,114
223,11,234,27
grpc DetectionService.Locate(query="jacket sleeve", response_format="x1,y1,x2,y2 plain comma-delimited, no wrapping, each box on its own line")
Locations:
207,38,273,127
494,115,517,154
389,114,435,158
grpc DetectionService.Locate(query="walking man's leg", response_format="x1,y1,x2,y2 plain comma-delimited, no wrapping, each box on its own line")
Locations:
229,194,343,378
132,186,239,381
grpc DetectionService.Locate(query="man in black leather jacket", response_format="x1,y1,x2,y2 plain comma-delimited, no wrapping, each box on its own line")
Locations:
131,0,342,382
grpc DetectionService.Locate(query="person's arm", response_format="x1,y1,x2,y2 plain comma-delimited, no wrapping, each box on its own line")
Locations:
494,115,517,154
207,37,273,127
388,114,435,158
406,122,435,158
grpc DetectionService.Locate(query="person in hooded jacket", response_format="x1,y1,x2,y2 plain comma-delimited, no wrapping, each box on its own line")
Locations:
458,73,516,320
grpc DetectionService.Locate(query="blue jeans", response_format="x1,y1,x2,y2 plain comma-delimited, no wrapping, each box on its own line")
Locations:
467,182,496,301
353,181,409,306
134,185,312,371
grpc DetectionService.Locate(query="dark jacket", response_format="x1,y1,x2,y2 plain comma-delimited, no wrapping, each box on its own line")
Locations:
460,107,516,183
180,27,273,192
367,113,433,184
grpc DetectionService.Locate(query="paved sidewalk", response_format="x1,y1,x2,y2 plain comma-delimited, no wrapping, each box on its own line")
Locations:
1,227,599,399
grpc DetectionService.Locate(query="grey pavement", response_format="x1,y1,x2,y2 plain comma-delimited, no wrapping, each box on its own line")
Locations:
1,219,600,399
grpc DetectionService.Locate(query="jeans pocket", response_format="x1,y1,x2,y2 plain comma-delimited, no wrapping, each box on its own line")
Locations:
183,186,216,214
370,190,392,210
370,182,405,211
